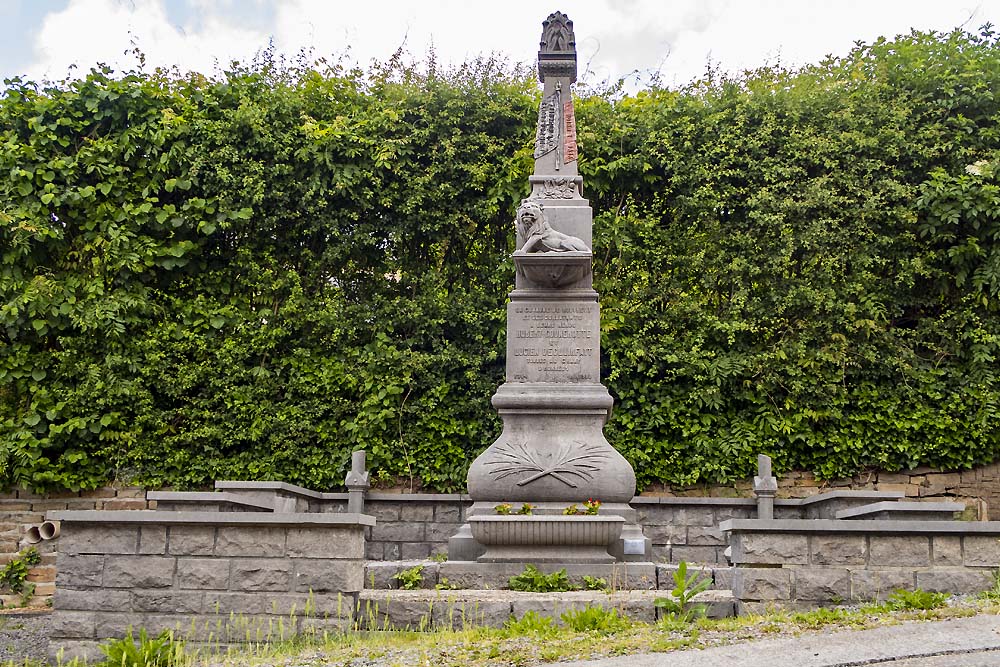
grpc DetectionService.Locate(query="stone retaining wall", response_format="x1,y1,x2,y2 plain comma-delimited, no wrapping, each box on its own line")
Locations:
0,486,149,607
48,511,372,662
722,519,1000,614
338,492,952,565
320,495,754,564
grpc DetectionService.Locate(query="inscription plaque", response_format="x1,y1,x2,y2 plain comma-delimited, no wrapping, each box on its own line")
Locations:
563,100,578,164
534,93,560,159
507,300,599,383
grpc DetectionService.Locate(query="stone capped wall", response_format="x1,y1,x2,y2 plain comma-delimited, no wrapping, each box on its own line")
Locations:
48,511,372,662
0,485,149,607
724,519,1000,614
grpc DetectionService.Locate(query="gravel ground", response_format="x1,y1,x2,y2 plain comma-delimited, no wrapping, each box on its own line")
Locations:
0,610,50,664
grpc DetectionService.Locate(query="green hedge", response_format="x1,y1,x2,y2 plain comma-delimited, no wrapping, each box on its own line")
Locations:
2,28,1000,492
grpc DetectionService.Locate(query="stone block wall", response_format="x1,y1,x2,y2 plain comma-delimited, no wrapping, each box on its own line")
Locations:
324,495,756,564
48,511,372,662
318,493,977,565
724,519,1000,614
336,494,468,561
0,485,149,607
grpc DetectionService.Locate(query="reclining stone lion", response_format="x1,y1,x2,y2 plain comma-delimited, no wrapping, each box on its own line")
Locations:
515,200,589,253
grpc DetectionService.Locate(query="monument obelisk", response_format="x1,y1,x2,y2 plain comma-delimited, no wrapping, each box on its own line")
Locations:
453,12,649,562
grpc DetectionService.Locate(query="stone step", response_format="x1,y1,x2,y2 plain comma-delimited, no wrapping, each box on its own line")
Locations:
366,560,658,591
365,560,733,593
356,588,734,630
835,500,966,521
147,491,275,512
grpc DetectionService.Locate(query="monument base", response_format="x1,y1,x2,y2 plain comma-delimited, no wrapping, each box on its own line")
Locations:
447,502,651,562
467,383,636,503
477,545,616,563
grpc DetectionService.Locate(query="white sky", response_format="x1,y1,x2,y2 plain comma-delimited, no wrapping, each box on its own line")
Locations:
3,1,1000,88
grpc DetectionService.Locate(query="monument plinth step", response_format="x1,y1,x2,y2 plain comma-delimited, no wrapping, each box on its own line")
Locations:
356,588,734,630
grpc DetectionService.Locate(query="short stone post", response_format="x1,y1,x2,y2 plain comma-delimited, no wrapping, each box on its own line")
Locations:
753,454,778,520
345,450,370,514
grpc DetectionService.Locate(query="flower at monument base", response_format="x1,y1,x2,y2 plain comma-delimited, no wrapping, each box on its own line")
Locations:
584,498,601,515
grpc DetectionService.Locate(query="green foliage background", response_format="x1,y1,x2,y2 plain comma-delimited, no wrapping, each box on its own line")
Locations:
2,28,1000,492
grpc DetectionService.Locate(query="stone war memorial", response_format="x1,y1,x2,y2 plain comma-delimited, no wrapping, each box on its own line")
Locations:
453,9,650,566
30,11,1000,659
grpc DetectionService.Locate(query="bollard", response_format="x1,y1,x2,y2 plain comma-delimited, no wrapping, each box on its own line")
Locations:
345,449,371,514
753,454,778,520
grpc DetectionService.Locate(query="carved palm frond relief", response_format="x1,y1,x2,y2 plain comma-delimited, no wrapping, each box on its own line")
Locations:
485,440,609,487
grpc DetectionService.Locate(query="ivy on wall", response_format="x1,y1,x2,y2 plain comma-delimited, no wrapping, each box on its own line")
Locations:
2,28,999,492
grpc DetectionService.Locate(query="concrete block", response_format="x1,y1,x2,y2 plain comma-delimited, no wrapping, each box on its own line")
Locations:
687,526,727,546
964,536,1000,566
293,558,364,594
54,588,130,612
358,591,512,631
671,546,722,564
869,536,930,566
400,504,434,522
850,570,916,601
644,524,685,544
131,590,204,613
100,499,147,510
650,545,670,562
915,569,993,595
639,507,675,526
731,568,791,601
216,527,285,557
49,610,96,639
794,568,851,602
713,567,734,590
810,534,866,565
400,542,431,560
56,554,104,587
286,527,362,559
26,565,56,583
371,521,425,543
924,473,961,488
365,541,383,560
48,639,104,664
230,558,291,592
932,536,963,566
737,600,814,615
774,506,801,519
205,591,352,616
731,533,808,565
139,525,167,554
177,558,230,590
168,526,216,556
676,508,715,526
383,542,401,561
61,525,137,555
364,561,439,590
713,507,752,523
424,522,460,543
655,563,714,591
103,556,175,588
435,505,463,523
93,612,140,639
366,503,402,521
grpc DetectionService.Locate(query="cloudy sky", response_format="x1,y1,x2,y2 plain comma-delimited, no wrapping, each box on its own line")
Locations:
2,0,999,88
